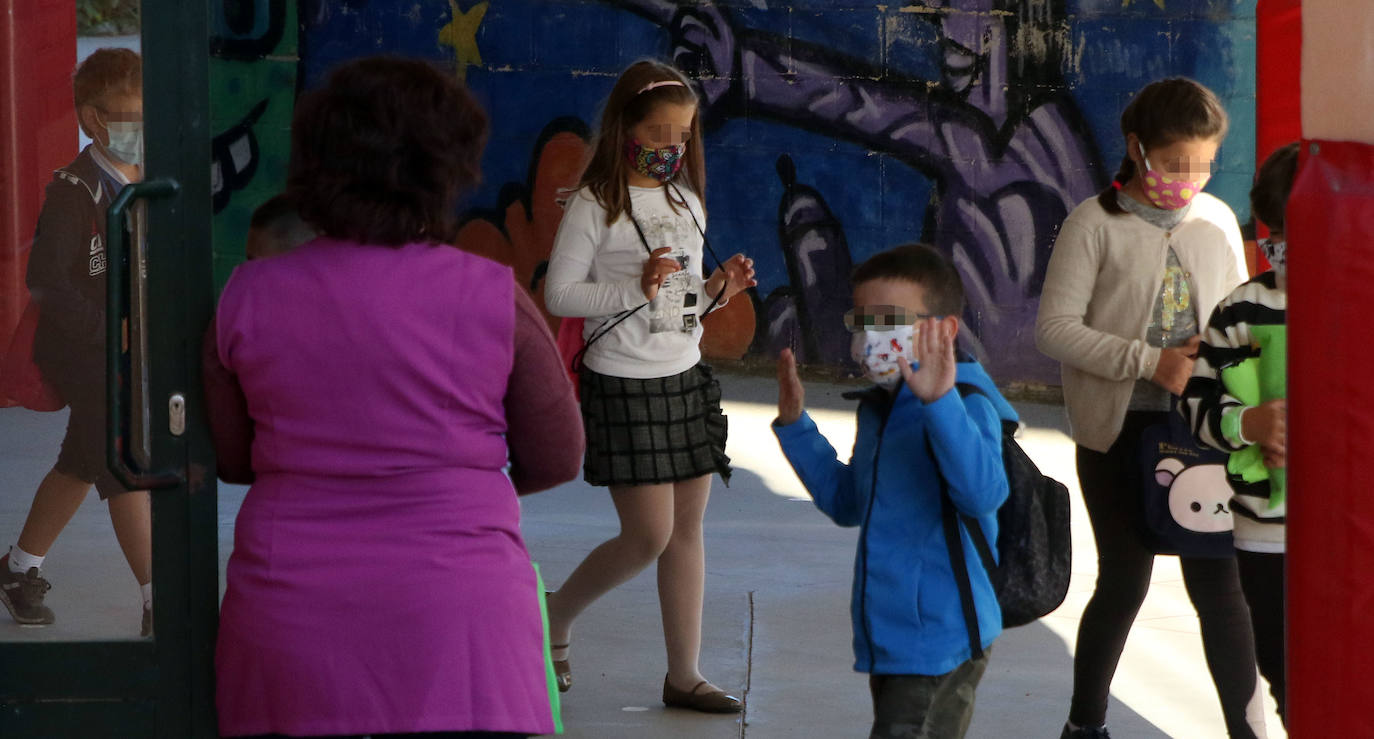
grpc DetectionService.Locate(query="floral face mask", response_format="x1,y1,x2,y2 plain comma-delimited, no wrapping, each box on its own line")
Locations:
627,138,685,182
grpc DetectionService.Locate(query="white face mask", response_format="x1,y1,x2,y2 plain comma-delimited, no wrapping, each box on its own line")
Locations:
850,325,918,390
100,116,143,167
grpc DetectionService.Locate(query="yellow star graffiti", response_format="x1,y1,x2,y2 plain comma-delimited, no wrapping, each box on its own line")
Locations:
1122,0,1168,8
439,0,488,81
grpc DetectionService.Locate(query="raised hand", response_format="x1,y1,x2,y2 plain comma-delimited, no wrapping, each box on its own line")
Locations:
899,317,957,404
1152,335,1201,396
704,253,757,304
641,246,684,301
776,347,805,425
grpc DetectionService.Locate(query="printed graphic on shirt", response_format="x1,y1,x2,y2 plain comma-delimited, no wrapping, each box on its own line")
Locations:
1146,248,1197,347
88,233,107,276
640,211,703,334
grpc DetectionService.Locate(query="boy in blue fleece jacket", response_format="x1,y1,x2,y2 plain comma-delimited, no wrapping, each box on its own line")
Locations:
773,243,1014,739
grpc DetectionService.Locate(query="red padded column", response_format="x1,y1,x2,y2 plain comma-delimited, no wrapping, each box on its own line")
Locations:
1257,0,1302,167
1286,139,1374,735
0,0,77,404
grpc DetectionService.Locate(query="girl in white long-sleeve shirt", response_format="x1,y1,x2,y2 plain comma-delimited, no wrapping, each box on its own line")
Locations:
541,60,756,713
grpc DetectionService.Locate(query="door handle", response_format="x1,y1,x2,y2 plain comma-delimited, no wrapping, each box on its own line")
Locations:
106,178,184,490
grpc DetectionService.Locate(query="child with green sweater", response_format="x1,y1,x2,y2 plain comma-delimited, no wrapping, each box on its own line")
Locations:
1183,142,1298,728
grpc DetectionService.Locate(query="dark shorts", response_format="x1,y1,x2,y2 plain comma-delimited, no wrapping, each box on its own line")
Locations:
39,358,131,500
579,363,731,487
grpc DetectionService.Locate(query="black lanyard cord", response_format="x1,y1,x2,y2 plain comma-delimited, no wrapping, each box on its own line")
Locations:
647,184,729,314
576,185,728,371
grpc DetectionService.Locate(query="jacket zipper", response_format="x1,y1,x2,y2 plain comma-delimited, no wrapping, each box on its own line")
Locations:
856,409,889,670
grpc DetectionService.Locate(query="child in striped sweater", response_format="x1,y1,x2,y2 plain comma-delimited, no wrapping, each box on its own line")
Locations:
1182,142,1298,729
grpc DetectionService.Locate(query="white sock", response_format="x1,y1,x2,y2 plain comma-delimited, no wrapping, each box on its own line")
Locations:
140,582,152,609
8,546,44,574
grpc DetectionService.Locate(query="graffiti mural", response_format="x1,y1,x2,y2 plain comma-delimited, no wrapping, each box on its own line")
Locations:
211,99,269,214
281,0,1257,384
209,0,299,289
211,0,289,60
439,0,488,81
622,0,1105,380
768,154,854,365
455,117,592,335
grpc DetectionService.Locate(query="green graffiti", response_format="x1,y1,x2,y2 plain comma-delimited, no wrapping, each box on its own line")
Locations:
209,0,299,291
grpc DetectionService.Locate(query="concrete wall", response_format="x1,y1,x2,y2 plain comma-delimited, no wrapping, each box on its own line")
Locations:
210,0,1258,386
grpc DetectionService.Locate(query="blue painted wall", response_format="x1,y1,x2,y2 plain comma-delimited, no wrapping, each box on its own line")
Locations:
215,0,1258,385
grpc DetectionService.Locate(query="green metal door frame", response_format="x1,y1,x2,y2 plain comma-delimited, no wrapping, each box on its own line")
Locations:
0,1,218,736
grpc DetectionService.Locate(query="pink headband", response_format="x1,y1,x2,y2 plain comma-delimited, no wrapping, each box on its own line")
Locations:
637,80,687,95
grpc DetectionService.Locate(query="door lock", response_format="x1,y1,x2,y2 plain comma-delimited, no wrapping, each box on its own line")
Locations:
169,393,186,436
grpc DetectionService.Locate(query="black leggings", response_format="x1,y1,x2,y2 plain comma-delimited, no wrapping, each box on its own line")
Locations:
1236,550,1286,728
1069,412,1260,737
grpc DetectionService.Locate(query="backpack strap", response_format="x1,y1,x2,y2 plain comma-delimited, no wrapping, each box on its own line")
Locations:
930,436,986,661
959,511,998,574
955,381,982,398
957,381,1018,437
949,383,1000,573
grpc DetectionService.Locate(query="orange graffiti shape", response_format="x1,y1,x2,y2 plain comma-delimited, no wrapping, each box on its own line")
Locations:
456,129,590,335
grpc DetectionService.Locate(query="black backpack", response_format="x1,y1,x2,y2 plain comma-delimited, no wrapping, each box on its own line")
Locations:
932,384,1073,657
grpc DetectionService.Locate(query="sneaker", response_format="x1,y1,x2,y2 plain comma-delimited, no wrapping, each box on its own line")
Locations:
141,604,153,637
0,553,55,626
1060,723,1111,739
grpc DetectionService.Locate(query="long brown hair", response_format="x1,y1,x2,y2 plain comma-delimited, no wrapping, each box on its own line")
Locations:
1097,77,1229,215
577,60,706,226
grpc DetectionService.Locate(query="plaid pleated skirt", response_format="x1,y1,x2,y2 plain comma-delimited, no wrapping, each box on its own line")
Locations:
579,363,732,487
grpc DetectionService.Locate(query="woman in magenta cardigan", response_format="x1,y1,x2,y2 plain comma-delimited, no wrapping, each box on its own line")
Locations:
203,57,583,738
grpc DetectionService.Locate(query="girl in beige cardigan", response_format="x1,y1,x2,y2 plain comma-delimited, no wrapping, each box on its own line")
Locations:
1036,79,1266,739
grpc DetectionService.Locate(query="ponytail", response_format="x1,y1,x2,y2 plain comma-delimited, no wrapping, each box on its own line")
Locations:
1096,156,1136,215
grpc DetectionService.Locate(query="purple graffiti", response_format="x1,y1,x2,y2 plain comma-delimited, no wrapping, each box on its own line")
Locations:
766,154,854,366
614,0,1105,383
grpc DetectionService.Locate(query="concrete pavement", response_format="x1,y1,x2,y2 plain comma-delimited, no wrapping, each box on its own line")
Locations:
0,371,1286,737
515,375,1285,738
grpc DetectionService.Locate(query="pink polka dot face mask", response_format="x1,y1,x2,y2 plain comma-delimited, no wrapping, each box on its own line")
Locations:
1139,142,1207,211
